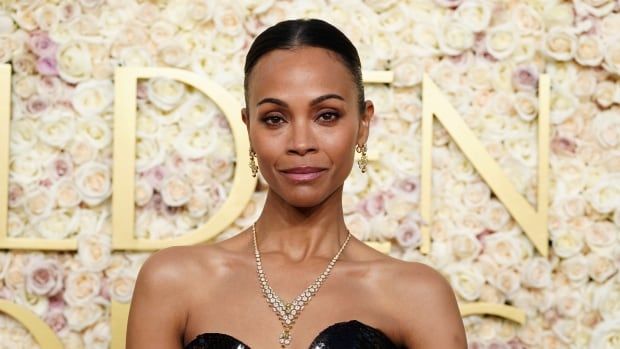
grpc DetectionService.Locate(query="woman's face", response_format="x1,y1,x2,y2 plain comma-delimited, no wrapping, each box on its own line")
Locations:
243,46,373,208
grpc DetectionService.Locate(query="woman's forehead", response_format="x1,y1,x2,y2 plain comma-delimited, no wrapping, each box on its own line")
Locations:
247,47,357,102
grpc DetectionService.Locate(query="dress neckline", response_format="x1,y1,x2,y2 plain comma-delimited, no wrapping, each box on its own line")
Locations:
184,319,398,348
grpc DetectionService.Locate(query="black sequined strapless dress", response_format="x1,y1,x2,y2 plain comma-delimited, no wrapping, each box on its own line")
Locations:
184,319,403,348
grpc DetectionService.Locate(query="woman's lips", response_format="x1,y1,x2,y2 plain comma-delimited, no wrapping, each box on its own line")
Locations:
279,167,327,182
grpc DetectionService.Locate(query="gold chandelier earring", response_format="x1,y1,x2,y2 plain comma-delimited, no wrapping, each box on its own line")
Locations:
249,148,258,177
356,143,367,173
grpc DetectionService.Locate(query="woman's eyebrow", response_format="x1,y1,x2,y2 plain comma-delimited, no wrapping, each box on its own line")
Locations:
256,94,345,107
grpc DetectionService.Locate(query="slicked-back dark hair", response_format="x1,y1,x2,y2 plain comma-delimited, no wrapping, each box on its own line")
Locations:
243,18,365,113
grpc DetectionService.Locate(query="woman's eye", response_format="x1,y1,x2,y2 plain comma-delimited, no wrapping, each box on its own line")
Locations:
262,115,285,125
318,111,339,122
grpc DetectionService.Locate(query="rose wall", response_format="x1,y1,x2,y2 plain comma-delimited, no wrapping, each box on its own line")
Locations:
1,0,620,348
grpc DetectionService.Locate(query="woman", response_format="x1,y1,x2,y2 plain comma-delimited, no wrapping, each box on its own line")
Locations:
127,18,467,349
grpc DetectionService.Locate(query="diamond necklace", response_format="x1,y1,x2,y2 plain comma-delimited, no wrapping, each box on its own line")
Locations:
251,222,352,348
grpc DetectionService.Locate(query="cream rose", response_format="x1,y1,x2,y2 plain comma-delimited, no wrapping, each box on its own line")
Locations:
594,81,616,108
575,35,605,67
513,92,538,122
585,221,617,254
24,188,53,218
543,27,577,61
57,41,92,83
603,41,620,75
63,269,101,306
481,199,511,231
157,40,190,68
544,3,575,28
68,138,97,165
7,212,24,237
585,173,620,214
74,161,112,206
83,321,110,349
136,138,165,172
54,178,82,208
552,230,584,258
492,268,521,296
560,254,589,285
575,0,616,17
450,232,481,261
555,288,582,317
160,175,192,207
447,264,485,301
77,116,112,150
437,20,474,56
13,75,36,99
10,153,43,184
146,77,186,111
38,209,79,239
512,3,544,35
134,179,153,207
521,257,552,288
590,318,620,349
10,118,38,152
37,112,76,148
65,303,104,331
344,213,371,241
594,281,620,321
588,253,617,283
72,80,113,116
455,1,490,32
77,233,111,272
486,25,519,60
550,88,578,124
572,70,598,97
186,192,209,218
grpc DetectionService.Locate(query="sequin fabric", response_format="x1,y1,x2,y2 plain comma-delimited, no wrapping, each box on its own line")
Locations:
184,320,402,349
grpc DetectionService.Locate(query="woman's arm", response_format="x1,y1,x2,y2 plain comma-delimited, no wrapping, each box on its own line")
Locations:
126,247,189,349
398,262,468,348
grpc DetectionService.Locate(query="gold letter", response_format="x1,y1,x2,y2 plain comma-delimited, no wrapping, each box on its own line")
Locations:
0,299,64,348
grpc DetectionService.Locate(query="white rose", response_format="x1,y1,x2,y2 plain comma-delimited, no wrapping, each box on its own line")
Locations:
590,318,620,349
108,271,135,303
603,41,620,75
37,112,76,148
63,269,101,306
146,77,186,111
77,233,111,272
521,257,552,288
512,3,544,35
481,199,511,231
178,94,219,128
555,288,582,317
575,35,605,67
543,27,577,61
10,118,38,152
492,268,520,296
186,192,209,218
57,41,92,83
369,214,399,241
575,0,616,17
588,253,617,283
83,321,110,349
552,230,584,258
53,178,82,208
157,39,190,68
544,3,575,28
68,138,97,165
173,128,216,159
65,303,103,331
586,173,620,214
77,116,112,150
461,180,490,209
8,212,25,237
147,216,176,239
585,221,617,255
134,179,153,207
446,264,485,301
594,80,616,108
560,254,589,285
10,153,43,183
74,161,112,206
160,175,192,207
437,20,474,56
513,92,538,122
118,46,153,67
593,281,620,321
572,70,598,97
486,25,519,60
208,155,234,183
213,4,243,36
512,37,538,63
24,188,53,218
455,1,491,32
411,21,440,57
13,75,36,99
450,232,481,261
601,13,620,39
72,80,113,116
344,213,371,241
392,56,423,87
135,138,165,172
38,209,79,239
550,88,578,124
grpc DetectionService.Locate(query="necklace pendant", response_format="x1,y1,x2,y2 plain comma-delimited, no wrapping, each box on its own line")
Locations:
279,329,291,347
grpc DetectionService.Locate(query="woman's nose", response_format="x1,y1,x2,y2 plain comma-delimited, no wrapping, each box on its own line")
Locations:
287,118,317,156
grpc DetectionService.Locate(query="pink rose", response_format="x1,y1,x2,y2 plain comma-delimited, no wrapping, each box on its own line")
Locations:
140,165,168,191
8,182,25,208
24,257,64,296
44,310,67,332
26,95,50,116
551,135,577,156
512,64,539,91
36,56,58,76
48,155,73,181
28,31,57,57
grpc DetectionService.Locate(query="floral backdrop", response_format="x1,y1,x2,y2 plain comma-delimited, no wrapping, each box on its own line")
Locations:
1,0,620,348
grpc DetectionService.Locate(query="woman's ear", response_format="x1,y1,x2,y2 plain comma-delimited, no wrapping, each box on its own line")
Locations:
241,107,249,130
357,100,374,145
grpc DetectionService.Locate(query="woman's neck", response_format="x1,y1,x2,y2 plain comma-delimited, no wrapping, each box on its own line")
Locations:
253,186,350,263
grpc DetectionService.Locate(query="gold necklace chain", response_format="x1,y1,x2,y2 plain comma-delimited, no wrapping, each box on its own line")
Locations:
251,223,352,348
